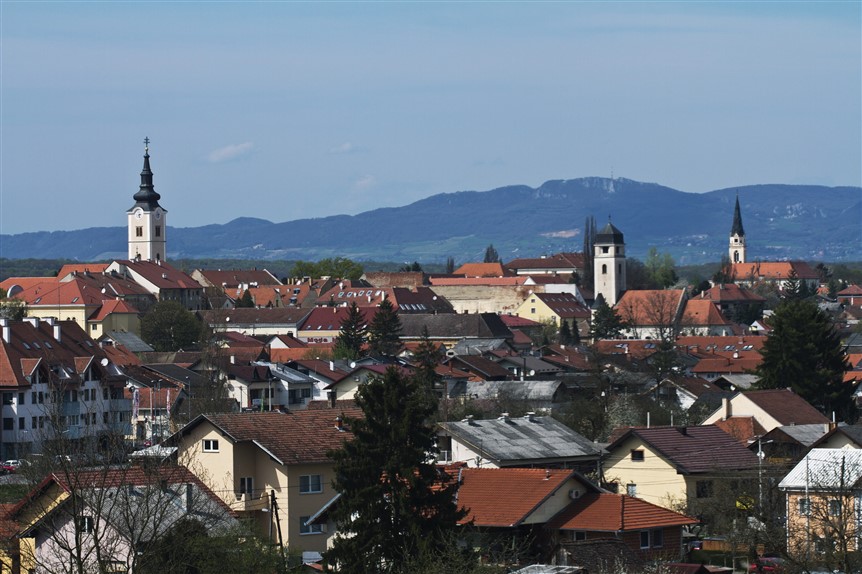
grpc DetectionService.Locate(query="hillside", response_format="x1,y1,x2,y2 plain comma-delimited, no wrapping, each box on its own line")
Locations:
1,178,859,264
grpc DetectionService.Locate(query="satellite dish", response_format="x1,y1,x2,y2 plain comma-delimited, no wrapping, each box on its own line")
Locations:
100,358,109,367
529,370,536,377
225,316,231,322
349,362,357,369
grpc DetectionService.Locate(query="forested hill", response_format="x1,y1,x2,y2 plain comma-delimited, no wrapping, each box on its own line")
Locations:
2,178,859,265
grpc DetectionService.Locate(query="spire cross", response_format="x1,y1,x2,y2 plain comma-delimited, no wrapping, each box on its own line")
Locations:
143,137,150,151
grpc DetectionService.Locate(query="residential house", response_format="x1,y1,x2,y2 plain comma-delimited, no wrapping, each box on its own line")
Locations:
201,308,312,338
642,377,722,411
426,276,532,314
10,464,235,574
693,284,765,324
754,423,836,465
495,355,563,380
123,364,184,443
437,413,603,471
615,289,688,340
810,424,862,450
778,449,862,560
679,299,735,337
252,361,319,410
191,268,281,292
515,292,590,338
173,407,361,557
324,364,414,403
453,262,510,277
443,355,513,382
399,313,514,348
837,284,862,308
548,492,698,564
0,317,133,460
504,252,586,278
316,285,453,315
295,306,374,345
105,259,204,310
602,425,760,510
700,389,830,443
446,380,574,415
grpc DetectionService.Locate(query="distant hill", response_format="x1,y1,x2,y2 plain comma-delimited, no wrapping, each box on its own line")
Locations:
2,178,859,265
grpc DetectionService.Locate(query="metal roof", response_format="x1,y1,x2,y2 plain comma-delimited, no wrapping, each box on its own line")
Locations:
779,448,862,490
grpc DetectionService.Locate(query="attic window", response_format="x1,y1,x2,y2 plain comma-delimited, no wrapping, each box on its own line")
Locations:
34,297,42,304
85,341,93,347
630,449,645,462
32,342,41,349
71,297,79,303
22,343,30,350
742,345,753,351
44,342,53,349
724,345,735,351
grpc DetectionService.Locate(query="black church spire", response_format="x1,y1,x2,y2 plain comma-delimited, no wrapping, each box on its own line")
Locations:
730,194,744,237
132,137,162,210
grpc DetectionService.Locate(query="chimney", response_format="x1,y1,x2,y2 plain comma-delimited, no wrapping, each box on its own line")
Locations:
526,412,536,422
185,483,194,512
328,391,336,408
499,412,510,423
24,316,39,328
462,414,475,425
721,397,731,421
0,318,9,344
53,322,62,343
230,355,235,364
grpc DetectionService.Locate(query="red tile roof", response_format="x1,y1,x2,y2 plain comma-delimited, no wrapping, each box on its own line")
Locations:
547,492,697,532
681,300,731,327
615,289,687,326
90,299,140,321
505,252,585,272
455,468,574,527
532,293,590,319
428,277,527,287
454,263,509,278
696,284,766,304
729,261,820,282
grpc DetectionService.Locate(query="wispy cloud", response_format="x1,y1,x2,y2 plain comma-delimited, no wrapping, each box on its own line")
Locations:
353,174,376,190
207,142,254,163
330,142,356,154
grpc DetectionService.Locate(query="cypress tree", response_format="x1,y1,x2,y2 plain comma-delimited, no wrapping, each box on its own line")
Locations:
334,302,366,360
755,299,854,421
326,367,467,573
367,298,403,357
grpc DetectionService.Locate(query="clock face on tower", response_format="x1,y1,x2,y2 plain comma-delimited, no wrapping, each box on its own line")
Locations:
134,209,143,220
155,210,161,220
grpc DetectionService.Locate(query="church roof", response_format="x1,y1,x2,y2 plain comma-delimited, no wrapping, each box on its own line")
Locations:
130,141,163,211
730,195,745,236
595,221,624,244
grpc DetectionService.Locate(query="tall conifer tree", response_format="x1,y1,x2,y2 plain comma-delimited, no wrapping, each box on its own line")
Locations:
367,298,403,357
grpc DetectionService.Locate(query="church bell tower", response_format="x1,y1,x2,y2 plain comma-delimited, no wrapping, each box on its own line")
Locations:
593,218,626,307
729,194,746,264
127,138,167,262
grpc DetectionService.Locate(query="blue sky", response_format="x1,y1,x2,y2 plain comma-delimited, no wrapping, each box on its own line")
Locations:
2,1,860,235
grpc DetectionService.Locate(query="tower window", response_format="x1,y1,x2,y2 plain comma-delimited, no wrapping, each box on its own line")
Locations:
135,226,143,237
601,246,609,254
155,226,161,237
602,264,607,275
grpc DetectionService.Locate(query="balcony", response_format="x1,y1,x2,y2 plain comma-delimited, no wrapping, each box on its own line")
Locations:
232,489,268,512
60,402,81,416
109,399,132,412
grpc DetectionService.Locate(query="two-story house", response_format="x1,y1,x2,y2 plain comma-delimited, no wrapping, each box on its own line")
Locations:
173,405,361,559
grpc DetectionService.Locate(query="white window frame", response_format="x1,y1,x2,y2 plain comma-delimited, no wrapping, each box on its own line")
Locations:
299,516,324,535
202,439,219,453
300,474,323,494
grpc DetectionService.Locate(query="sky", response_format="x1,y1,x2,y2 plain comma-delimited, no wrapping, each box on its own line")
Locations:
1,1,860,236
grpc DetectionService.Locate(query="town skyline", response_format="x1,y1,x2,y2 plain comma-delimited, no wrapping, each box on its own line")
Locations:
2,2,860,236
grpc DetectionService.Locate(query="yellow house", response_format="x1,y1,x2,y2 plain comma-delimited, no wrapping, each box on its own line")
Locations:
602,426,759,511
515,292,590,337
174,406,361,560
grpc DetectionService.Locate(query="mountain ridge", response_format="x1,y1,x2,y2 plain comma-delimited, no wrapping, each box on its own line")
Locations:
2,178,859,265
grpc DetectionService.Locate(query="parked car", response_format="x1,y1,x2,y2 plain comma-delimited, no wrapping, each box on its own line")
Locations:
4,460,22,470
0,462,16,475
748,555,783,573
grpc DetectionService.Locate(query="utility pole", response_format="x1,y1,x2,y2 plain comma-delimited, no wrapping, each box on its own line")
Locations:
271,489,286,573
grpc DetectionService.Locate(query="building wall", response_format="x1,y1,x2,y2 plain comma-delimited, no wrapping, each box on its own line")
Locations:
603,437,687,509
426,285,531,314
784,490,861,558
700,396,782,432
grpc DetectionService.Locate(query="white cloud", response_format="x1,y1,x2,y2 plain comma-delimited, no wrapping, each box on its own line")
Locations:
353,174,376,190
330,142,355,154
207,142,254,163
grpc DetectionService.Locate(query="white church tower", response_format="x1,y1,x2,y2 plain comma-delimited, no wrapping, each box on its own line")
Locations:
127,138,167,262
729,194,746,264
593,219,626,307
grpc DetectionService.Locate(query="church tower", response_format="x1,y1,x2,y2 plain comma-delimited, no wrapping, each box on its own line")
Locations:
593,219,626,306
729,194,746,264
127,138,167,262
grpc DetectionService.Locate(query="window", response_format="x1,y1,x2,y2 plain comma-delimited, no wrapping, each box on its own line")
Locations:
829,499,842,516
135,226,143,237
239,476,254,495
299,516,323,535
2,418,12,431
18,418,24,430
696,480,713,499
626,483,637,497
18,392,24,405
630,449,644,462
300,474,322,494
76,516,94,533
601,264,607,275
202,439,219,453
91,324,98,331
651,528,663,548
31,417,37,430
601,246,609,254
640,530,650,549
2,393,12,406
155,226,161,237
573,531,586,541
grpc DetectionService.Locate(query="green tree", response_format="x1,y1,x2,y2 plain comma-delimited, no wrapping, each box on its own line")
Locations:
333,301,367,361
782,268,801,300
582,215,596,289
755,299,854,421
483,244,499,263
589,296,627,340
400,261,423,272
290,257,364,281
559,320,573,345
0,295,26,320
445,256,455,274
326,367,468,574
645,247,679,288
412,326,441,389
367,298,403,357
141,301,201,352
